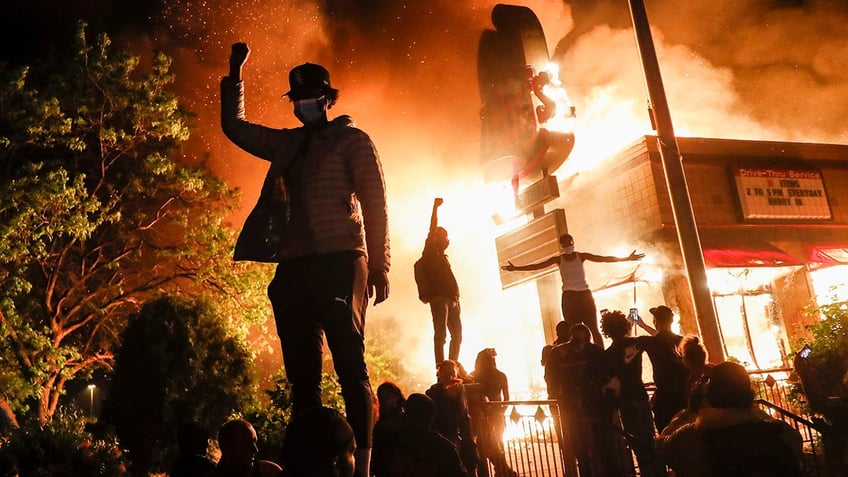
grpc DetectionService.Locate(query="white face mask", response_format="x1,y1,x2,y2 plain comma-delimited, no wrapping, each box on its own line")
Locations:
562,245,574,254
294,98,325,124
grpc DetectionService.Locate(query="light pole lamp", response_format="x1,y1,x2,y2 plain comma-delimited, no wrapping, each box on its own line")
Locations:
87,384,96,418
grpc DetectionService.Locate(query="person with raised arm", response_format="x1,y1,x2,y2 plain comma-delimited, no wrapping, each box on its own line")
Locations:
221,42,390,477
414,198,462,366
502,233,643,345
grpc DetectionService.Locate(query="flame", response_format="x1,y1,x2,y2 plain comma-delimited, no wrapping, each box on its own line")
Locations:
537,62,577,134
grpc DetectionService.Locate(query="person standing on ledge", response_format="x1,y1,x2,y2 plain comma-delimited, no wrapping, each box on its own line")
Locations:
221,42,390,477
415,198,462,366
501,233,643,345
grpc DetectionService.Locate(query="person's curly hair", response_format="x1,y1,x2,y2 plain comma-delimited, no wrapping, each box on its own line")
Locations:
600,309,632,340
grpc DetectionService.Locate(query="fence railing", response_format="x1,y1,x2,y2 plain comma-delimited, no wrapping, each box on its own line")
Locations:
756,399,846,477
473,393,844,476
474,400,643,477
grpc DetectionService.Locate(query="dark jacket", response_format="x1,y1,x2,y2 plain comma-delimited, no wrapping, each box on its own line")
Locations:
657,407,803,477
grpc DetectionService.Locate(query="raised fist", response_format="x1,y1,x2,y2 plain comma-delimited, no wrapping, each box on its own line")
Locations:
230,42,250,69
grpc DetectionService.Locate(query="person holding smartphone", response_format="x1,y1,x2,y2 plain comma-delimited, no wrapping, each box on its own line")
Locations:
502,234,644,345
630,305,689,433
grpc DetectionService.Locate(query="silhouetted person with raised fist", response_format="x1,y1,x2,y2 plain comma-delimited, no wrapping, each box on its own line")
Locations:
415,198,462,365
221,42,390,477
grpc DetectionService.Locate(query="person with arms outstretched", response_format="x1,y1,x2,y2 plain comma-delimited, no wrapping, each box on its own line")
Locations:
501,233,643,345
221,42,390,477
415,198,462,365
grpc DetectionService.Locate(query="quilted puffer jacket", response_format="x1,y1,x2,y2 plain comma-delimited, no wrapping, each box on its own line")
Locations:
221,77,390,272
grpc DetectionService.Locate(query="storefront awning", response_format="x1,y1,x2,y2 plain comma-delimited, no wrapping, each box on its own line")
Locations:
702,244,803,268
807,246,848,264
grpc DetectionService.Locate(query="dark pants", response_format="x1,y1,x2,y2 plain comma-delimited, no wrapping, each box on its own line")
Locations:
268,251,373,448
652,387,687,434
619,398,666,477
560,290,603,345
429,296,462,365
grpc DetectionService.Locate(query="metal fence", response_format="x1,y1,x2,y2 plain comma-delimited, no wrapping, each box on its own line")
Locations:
474,400,641,477
472,372,845,477
748,367,847,476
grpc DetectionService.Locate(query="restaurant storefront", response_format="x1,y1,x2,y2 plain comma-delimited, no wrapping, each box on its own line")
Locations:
547,136,848,368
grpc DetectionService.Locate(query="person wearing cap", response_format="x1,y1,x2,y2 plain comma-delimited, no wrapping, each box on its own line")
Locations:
501,233,644,346
221,42,390,477
631,305,689,433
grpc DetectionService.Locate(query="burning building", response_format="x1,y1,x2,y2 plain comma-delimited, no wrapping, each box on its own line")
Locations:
484,3,848,373
545,135,848,370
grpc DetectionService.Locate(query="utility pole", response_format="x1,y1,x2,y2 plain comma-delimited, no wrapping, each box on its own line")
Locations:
627,0,724,362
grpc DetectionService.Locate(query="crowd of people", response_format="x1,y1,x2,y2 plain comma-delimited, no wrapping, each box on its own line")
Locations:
539,308,803,477
164,305,804,477
166,349,517,477
214,40,805,477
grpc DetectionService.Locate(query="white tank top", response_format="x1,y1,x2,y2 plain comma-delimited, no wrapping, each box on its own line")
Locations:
559,253,589,291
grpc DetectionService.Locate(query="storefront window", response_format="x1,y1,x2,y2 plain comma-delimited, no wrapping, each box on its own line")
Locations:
708,268,791,370
809,264,848,307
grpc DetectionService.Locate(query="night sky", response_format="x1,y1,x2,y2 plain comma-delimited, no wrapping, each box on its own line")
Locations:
4,0,847,389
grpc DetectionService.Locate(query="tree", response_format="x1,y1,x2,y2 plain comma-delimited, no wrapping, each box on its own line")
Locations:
101,294,255,475
797,298,848,400
2,410,128,477
0,22,271,426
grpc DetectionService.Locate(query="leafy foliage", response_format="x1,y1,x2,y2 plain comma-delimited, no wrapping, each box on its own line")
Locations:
0,22,271,425
797,299,848,400
2,410,128,477
101,294,256,475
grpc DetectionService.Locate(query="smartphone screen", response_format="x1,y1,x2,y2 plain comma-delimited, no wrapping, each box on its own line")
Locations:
629,307,639,322
799,344,812,359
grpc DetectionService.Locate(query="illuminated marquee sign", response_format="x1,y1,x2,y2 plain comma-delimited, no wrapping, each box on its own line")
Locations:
733,167,831,220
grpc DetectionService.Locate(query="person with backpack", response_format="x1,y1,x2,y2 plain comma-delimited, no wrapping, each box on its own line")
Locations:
415,198,462,366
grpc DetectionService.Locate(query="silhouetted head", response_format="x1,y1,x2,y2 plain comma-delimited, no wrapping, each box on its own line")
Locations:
680,335,708,369
217,419,258,469
600,310,632,340
569,323,592,345
474,348,497,374
281,407,355,477
707,361,755,409
284,63,338,125
436,359,459,383
559,234,575,253
649,305,674,329
376,381,406,416
555,320,570,341
405,393,437,429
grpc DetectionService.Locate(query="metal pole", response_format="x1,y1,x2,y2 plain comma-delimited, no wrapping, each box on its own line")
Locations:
626,0,724,362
